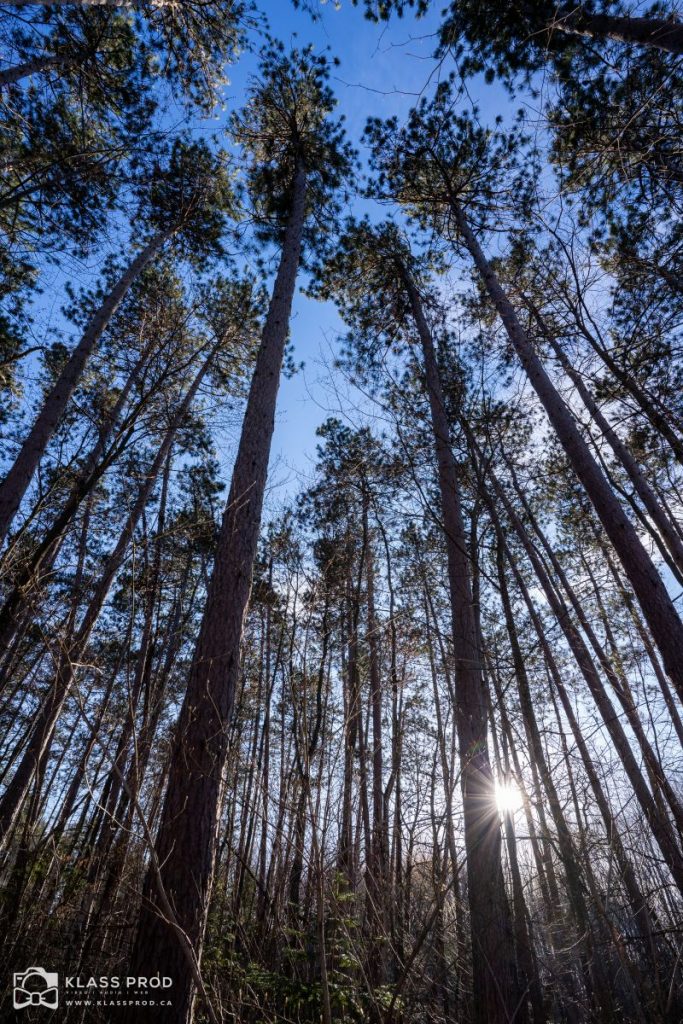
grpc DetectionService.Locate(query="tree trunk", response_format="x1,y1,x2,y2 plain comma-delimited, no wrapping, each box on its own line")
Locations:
363,494,387,985
0,229,171,546
452,199,683,703
125,164,307,1024
0,54,67,87
403,269,518,1024
0,352,212,849
555,7,683,57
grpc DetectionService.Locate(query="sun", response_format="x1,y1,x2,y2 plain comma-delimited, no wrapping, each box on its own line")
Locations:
495,779,524,815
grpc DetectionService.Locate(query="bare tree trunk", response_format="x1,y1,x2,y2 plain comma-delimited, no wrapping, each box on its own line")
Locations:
363,494,387,986
0,351,212,848
288,595,329,914
403,269,518,1024
452,199,683,702
0,230,172,546
125,164,308,1024
0,54,68,87
339,536,366,886
554,7,683,56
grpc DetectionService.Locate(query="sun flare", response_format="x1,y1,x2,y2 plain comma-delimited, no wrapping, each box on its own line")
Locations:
495,779,524,815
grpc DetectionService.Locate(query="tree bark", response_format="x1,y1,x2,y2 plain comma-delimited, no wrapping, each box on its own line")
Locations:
0,54,67,87
0,229,172,547
125,164,308,1024
554,7,683,57
403,269,518,1024
452,199,683,703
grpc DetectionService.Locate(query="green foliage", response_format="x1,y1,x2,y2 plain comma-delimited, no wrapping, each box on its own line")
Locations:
365,80,532,235
230,40,355,252
0,8,157,260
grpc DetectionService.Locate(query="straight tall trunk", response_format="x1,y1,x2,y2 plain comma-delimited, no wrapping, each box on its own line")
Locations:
125,164,308,1024
403,269,517,1024
363,497,387,984
339,538,366,885
288,598,329,914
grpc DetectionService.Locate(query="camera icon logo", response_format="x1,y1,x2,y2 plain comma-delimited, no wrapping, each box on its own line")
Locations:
13,967,59,1010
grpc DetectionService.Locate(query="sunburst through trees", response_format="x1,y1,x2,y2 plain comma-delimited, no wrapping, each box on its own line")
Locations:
1,1,682,1023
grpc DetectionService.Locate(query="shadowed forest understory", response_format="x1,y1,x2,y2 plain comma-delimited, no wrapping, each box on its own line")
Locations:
1,0,683,1021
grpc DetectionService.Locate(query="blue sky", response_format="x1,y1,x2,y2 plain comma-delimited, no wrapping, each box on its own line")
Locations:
213,0,511,509
3,1,512,518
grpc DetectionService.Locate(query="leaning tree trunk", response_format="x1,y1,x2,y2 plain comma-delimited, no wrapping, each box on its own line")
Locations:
0,351,213,850
553,7,683,56
477,453,683,896
452,199,683,703
402,270,518,1024
0,54,68,88
529,305,683,576
125,163,308,1024
0,229,172,547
